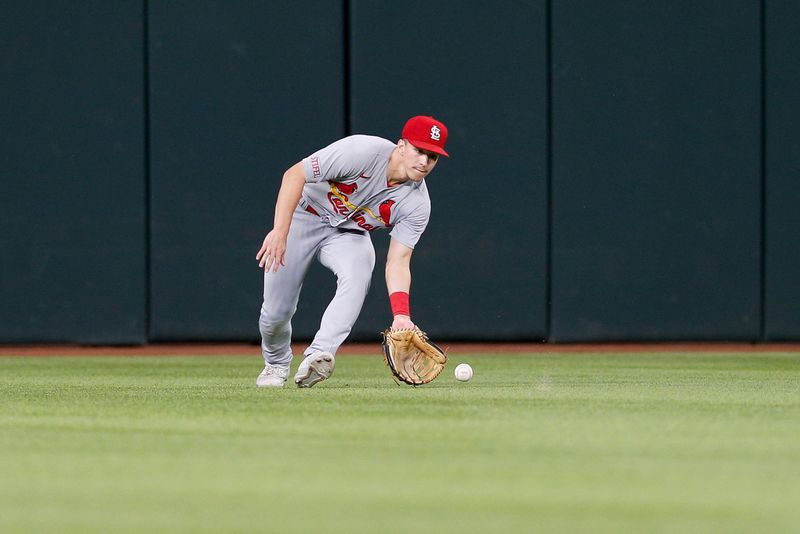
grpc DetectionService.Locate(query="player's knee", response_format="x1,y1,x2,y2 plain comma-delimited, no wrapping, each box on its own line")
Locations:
337,267,373,295
259,302,295,331
349,246,376,278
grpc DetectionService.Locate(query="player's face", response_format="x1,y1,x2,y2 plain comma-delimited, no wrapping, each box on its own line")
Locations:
401,140,439,181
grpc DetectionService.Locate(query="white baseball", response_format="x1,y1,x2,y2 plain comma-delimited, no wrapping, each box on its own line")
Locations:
454,363,473,382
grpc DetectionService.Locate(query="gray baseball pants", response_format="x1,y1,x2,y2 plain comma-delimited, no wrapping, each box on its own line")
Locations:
259,206,376,366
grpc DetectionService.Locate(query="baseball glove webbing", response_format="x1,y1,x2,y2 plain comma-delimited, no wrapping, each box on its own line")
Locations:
382,327,447,386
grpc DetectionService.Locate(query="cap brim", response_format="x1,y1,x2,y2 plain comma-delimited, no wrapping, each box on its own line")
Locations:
408,140,449,157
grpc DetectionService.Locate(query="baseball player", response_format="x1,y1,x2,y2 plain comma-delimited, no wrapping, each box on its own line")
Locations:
255,115,450,388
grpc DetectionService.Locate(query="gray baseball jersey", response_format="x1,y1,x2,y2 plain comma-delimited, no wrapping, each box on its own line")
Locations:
259,134,434,369
300,135,431,249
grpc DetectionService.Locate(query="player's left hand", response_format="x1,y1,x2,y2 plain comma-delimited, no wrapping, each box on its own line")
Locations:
391,314,414,331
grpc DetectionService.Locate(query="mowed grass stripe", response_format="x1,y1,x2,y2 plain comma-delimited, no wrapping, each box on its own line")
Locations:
1,353,798,533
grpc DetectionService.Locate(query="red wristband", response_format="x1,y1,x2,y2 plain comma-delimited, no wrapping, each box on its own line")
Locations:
389,291,410,316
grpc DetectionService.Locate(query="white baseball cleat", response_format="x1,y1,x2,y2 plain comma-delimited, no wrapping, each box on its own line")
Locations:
256,363,290,388
294,351,335,388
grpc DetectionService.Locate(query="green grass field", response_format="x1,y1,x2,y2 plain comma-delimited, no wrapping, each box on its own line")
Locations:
1,351,799,533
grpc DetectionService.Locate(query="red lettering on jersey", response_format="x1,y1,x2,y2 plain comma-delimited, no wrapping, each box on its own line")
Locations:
337,182,358,195
327,193,349,215
379,200,395,227
352,213,376,231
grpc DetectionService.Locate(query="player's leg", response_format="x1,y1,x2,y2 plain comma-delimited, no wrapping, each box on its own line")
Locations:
293,229,375,387
258,209,326,368
305,229,376,357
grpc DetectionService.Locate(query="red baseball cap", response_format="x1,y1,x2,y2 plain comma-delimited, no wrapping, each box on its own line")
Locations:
401,115,449,157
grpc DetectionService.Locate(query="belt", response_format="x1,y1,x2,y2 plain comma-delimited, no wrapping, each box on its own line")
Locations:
303,203,365,235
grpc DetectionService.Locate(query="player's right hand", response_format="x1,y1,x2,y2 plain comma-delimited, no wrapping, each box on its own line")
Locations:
256,230,287,273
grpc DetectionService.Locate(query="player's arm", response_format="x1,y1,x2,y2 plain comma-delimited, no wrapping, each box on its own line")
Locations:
256,161,306,272
385,237,415,330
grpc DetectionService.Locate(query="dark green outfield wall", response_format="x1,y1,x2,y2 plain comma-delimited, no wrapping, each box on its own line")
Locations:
2,1,798,344
550,1,761,341
146,2,345,341
348,1,548,340
764,0,800,341
1,2,146,344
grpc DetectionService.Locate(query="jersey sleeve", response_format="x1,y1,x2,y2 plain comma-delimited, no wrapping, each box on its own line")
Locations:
389,199,431,249
302,136,368,183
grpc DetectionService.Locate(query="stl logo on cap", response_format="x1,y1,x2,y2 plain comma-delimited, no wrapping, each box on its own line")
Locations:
401,115,449,157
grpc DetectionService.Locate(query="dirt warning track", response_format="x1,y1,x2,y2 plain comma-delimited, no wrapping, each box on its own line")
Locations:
1,342,799,357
